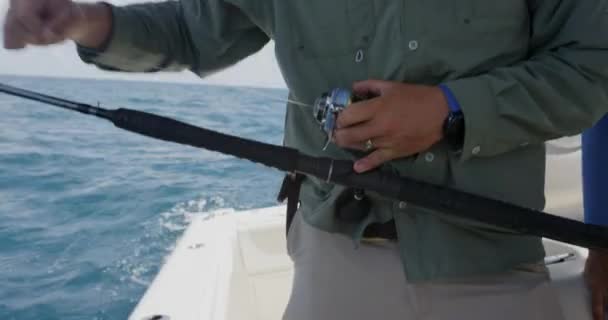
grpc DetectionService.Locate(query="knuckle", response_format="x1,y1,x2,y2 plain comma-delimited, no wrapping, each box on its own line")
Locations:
334,132,350,146
383,125,396,137
333,136,344,147
14,10,31,23
336,112,348,125
336,117,345,128
381,149,393,159
372,151,385,162
338,132,353,145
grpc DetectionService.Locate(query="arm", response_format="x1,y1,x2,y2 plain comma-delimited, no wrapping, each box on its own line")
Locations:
3,0,269,75
444,0,608,161
77,0,269,75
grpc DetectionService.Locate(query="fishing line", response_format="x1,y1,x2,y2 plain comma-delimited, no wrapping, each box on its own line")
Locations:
239,87,312,109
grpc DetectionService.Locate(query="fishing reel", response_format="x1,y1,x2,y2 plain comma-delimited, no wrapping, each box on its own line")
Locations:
313,88,363,150
313,88,372,221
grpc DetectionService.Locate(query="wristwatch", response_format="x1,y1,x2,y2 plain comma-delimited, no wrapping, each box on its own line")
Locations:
443,110,465,152
438,84,465,151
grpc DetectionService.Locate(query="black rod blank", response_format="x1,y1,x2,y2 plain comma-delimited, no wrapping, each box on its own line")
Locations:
1,82,607,250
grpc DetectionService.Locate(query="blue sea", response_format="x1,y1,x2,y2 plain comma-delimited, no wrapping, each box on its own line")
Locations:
0,75,288,319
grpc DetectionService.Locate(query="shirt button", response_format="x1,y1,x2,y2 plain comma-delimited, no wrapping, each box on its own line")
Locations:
472,146,481,155
408,40,419,51
398,201,408,210
355,49,364,63
424,152,435,163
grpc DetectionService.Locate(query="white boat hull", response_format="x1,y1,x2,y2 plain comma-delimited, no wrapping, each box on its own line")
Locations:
130,151,592,320
129,206,591,320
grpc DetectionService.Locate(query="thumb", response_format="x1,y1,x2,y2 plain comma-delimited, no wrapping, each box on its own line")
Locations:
352,79,394,98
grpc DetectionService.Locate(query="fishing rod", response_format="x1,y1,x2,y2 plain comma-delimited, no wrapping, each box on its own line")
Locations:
1,82,607,250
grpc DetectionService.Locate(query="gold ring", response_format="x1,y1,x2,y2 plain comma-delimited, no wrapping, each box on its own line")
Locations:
364,139,374,151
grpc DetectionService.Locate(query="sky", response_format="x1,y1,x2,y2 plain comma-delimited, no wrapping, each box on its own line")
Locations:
0,0,287,88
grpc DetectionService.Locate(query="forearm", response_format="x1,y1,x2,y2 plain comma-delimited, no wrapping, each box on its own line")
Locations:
76,0,269,75
77,1,200,73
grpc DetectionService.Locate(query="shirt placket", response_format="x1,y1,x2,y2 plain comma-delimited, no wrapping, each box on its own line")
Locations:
346,0,375,81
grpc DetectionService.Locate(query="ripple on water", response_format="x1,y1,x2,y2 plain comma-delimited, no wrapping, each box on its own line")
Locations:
0,75,286,319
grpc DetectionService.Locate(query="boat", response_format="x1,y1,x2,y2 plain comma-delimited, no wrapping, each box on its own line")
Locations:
129,147,593,320
0,84,596,319
0,83,595,319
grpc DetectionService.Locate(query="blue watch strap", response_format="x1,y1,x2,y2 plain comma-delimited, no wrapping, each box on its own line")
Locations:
439,84,462,113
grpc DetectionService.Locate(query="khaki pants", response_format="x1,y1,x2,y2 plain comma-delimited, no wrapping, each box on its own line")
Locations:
284,212,565,320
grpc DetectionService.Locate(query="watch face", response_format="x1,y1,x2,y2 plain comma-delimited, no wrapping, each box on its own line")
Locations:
445,112,465,150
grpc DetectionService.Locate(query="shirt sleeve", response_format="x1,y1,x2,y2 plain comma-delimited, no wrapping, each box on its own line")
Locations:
77,0,269,76
582,114,608,226
443,0,608,161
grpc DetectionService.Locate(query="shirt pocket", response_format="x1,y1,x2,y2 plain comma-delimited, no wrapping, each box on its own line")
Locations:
423,0,530,77
276,0,375,59
462,1,530,39
469,1,529,19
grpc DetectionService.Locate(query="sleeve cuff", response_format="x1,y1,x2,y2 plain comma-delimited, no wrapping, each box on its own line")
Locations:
76,2,115,63
76,3,166,72
443,77,500,162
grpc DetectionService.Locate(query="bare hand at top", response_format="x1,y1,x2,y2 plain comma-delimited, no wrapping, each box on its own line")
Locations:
3,0,111,49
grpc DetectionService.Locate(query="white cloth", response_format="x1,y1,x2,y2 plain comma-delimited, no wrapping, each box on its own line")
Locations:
283,212,566,320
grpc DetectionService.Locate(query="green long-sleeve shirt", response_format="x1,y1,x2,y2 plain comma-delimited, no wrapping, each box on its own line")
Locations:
79,0,608,281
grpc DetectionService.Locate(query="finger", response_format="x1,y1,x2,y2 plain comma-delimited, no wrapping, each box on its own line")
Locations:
47,1,81,38
3,13,27,49
334,121,382,148
341,138,393,152
12,2,45,39
591,289,604,320
339,133,396,152
46,9,73,37
352,80,394,98
17,18,64,45
336,100,379,129
354,148,396,173
335,130,395,152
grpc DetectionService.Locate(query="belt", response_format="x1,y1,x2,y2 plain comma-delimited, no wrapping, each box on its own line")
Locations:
362,220,398,241
278,174,398,241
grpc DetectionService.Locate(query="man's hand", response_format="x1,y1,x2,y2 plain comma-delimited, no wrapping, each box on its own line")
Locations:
3,0,111,50
585,249,608,320
334,80,450,173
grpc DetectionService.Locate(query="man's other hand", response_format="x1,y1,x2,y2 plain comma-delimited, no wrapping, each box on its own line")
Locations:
4,0,85,49
585,249,608,320
4,0,111,50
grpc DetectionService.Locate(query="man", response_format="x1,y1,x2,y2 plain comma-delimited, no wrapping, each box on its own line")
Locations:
4,0,608,319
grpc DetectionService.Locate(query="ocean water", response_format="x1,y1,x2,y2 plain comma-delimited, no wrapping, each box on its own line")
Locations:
0,75,288,319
